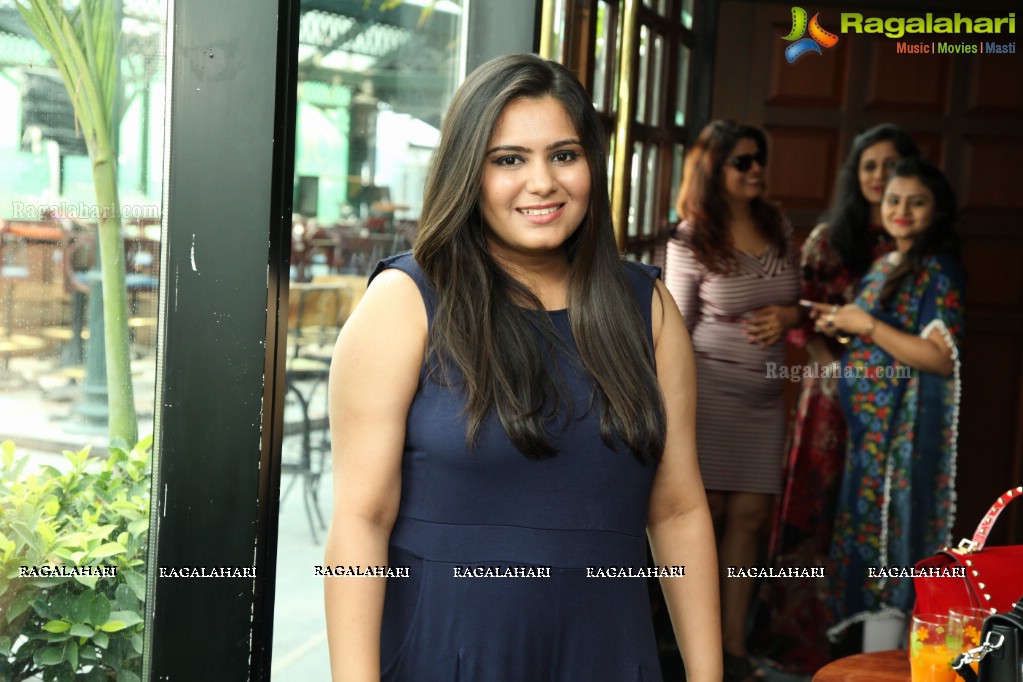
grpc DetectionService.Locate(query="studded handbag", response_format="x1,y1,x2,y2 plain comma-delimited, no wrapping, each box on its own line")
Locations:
912,486,1023,619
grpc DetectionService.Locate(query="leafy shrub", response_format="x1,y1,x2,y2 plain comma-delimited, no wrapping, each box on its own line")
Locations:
0,437,151,682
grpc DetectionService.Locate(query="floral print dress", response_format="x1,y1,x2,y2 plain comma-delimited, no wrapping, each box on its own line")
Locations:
760,223,891,672
827,253,964,638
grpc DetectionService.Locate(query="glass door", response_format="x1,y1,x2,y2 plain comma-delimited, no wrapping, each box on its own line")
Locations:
1,1,167,680
270,2,465,678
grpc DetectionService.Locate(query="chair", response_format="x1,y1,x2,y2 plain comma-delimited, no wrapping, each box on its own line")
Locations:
0,220,31,339
0,220,54,382
60,228,160,362
282,281,353,542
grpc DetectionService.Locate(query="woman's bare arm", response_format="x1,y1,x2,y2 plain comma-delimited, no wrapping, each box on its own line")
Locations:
647,279,722,682
806,300,954,376
324,269,426,681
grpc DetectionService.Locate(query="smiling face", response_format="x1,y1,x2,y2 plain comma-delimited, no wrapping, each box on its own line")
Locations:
858,139,901,205
721,136,765,205
479,96,590,264
882,175,936,252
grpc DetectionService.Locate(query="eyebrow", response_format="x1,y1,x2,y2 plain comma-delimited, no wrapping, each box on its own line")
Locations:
485,138,583,155
885,192,929,200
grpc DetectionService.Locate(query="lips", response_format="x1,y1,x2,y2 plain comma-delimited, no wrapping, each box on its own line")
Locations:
518,205,561,216
892,218,912,226
516,203,565,224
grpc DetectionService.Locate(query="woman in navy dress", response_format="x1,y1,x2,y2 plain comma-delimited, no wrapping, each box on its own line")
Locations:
323,54,721,681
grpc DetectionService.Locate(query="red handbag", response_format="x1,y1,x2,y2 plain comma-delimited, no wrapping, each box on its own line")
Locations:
913,486,1023,618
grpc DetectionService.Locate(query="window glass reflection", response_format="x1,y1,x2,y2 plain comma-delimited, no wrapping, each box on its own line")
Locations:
593,2,609,110
676,43,690,126
636,25,649,124
627,141,642,238
643,143,658,237
272,2,463,678
681,0,694,29
0,1,166,679
651,32,663,127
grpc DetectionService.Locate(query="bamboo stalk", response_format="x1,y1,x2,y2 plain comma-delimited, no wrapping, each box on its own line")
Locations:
17,0,138,445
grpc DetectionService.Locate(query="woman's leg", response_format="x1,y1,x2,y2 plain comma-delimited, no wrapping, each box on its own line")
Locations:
719,492,773,657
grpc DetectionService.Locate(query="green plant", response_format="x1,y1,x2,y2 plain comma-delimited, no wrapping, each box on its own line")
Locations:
17,0,138,444
0,438,151,681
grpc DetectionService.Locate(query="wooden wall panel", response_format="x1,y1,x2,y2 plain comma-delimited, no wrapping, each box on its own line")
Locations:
961,136,1023,213
958,334,1023,545
864,40,953,112
765,126,839,209
766,20,848,108
911,133,945,166
711,0,1023,547
961,238,1023,308
968,56,1023,116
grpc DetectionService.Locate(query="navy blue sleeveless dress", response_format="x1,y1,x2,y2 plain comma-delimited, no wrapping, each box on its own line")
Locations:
372,253,665,681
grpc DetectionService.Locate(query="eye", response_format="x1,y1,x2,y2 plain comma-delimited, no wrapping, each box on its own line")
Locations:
883,159,898,171
492,155,523,167
885,195,900,205
862,161,877,172
551,149,581,164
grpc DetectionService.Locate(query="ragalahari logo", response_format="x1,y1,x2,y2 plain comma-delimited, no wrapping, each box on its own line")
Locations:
782,7,839,63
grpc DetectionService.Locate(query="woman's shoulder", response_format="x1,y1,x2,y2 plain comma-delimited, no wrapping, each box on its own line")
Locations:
668,220,701,257
622,259,661,282
370,250,424,285
805,222,831,247
671,219,695,242
666,221,709,275
369,250,437,312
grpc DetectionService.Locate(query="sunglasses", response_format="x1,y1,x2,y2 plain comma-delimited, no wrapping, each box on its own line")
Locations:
726,151,767,172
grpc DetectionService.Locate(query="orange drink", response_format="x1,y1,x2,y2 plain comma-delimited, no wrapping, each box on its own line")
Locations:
910,615,957,682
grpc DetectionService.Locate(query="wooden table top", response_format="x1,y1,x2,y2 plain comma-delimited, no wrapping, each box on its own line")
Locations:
813,649,910,681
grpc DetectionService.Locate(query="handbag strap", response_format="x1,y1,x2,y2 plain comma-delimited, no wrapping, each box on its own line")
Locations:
958,486,1023,552
952,597,1023,681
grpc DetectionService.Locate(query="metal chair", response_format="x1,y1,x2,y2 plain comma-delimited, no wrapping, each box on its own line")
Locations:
282,281,353,542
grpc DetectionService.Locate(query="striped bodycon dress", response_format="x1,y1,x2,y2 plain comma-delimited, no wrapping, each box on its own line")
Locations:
665,222,800,494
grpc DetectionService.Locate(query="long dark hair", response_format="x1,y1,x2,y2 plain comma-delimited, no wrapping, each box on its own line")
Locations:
413,53,665,462
880,156,962,304
675,120,786,273
826,124,919,276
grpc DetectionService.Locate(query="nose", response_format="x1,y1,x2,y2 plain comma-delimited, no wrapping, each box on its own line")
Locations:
893,198,910,216
526,162,557,195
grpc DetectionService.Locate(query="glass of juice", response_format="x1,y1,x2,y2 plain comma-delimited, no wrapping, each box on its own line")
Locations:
910,614,957,682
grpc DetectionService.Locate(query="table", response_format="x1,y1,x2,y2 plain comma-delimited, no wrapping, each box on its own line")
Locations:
813,649,910,681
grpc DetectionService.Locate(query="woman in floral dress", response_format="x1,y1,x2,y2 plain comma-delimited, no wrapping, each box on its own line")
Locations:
805,156,964,652
762,124,918,672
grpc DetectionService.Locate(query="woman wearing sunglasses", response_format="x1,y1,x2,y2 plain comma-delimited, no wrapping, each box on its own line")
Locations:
762,124,919,671
665,120,800,682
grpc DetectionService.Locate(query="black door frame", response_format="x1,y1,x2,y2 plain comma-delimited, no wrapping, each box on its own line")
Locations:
146,0,298,678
